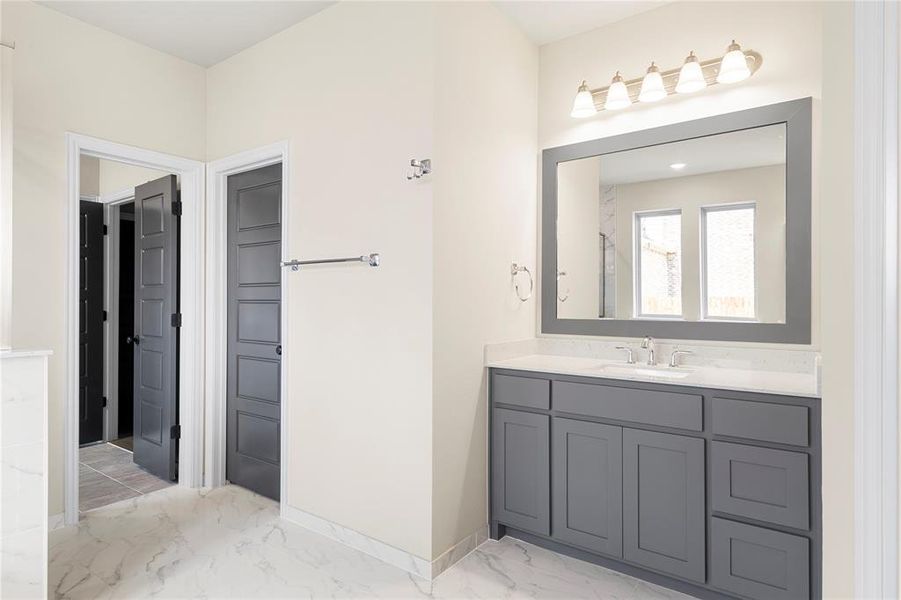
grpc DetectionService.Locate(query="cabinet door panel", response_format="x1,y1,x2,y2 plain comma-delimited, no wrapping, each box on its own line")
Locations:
492,408,550,535
552,418,622,557
623,428,705,582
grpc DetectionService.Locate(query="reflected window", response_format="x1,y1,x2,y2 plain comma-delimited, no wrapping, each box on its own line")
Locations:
635,210,682,317
702,204,756,320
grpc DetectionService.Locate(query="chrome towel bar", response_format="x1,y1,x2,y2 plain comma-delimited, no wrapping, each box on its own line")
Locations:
281,253,380,272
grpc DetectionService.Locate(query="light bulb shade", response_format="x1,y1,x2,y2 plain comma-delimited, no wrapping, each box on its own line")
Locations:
717,41,751,84
570,80,597,118
675,53,706,94
604,73,632,110
638,64,666,103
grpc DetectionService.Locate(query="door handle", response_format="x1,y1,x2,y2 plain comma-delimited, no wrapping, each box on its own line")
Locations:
275,345,282,356
126,335,140,346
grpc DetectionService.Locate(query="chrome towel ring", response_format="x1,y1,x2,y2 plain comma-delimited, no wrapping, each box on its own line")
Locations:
557,270,569,302
511,262,533,302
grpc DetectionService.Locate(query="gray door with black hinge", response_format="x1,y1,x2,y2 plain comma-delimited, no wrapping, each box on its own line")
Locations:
623,428,705,582
492,408,549,535
79,200,104,445
133,175,179,481
552,418,622,557
227,163,282,501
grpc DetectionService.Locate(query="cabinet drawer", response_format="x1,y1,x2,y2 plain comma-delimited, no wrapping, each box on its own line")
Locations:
492,374,550,410
554,381,702,431
711,518,810,600
712,397,809,446
712,442,809,529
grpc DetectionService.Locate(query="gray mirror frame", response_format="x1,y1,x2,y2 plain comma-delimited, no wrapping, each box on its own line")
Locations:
541,97,812,343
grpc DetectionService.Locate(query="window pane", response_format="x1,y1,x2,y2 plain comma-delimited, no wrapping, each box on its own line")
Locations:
704,206,755,319
637,212,682,316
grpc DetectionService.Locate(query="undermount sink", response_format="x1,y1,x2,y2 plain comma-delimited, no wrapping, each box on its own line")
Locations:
589,364,695,380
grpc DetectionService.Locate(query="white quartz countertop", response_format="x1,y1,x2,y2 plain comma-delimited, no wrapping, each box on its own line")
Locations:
487,354,819,398
0,348,53,359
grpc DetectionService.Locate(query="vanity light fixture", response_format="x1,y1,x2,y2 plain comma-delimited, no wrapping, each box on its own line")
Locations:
675,51,707,94
604,72,632,110
717,40,752,83
569,40,762,118
570,80,597,118
638,62,666,103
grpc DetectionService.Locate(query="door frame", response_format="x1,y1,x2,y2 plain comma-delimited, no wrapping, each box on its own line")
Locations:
205,141,290,510
101,188,138,444
853,1,900,596
65,133,205,526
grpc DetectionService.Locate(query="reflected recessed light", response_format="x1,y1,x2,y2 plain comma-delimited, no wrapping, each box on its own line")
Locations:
670,163,687,170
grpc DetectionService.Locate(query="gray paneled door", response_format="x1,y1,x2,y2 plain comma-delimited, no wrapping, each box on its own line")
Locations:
623,428,705,582
491,408,550,535
226,163,282,501
133,175,180,481
552,418,622,557
79,200,104,445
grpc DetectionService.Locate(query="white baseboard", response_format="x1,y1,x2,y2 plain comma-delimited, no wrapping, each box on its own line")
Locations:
48,513,66,531
279,504,487,580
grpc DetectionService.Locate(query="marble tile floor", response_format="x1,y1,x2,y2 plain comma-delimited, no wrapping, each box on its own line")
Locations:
78,442,173,513
50,484,694,599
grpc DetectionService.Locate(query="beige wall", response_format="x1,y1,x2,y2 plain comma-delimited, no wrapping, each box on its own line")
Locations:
207,1,436,560
431,1,537,557
79,155,99,197
98,160,169,197
614,166,786,322
2,0,206,516
539,2,854,596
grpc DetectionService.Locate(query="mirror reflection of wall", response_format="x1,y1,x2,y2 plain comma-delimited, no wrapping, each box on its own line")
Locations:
556,123,786,324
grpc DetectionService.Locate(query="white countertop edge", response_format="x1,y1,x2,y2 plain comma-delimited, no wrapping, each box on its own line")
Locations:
0,348,54,359
486,354,819,398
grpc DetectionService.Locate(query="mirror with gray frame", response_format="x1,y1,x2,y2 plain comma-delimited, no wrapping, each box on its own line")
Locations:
542,98,811,343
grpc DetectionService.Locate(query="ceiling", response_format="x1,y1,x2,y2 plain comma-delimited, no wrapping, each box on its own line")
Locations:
38,1,335,67
39,1,666,68
568,124,788,186
493,1,665,46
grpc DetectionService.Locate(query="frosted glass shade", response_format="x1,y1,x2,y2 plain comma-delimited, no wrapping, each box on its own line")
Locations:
570,80,597,118
675,52,706,94
604,72,631,110
638,63,666,103
717,41,751,84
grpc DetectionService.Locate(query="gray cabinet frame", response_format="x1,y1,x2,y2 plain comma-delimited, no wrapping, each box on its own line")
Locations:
541,98,812,343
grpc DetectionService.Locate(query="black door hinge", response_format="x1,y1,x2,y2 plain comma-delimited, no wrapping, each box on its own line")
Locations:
103,224,108,235
171,200,182,216
102,396,107,408
170,424,181,440
171,313,182,327
102,310,108,322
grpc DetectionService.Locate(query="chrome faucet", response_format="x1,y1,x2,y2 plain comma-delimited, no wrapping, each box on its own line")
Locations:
615,346,636,364
640,336,656,366
669,348,694,368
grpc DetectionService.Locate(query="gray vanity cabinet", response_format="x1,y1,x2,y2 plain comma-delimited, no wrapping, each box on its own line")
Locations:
489,369,821,600
552,418,622,557
623,428,706,583
491,407,550,535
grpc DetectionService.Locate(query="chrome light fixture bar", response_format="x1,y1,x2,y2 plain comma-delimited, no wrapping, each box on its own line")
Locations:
570,41,762,118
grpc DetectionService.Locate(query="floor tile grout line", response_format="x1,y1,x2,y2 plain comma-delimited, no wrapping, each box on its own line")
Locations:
80,459,147,496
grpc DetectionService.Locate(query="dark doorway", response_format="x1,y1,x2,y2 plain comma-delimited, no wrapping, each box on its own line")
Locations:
226,163,282,500
118,203,135,439
79,200,104,445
